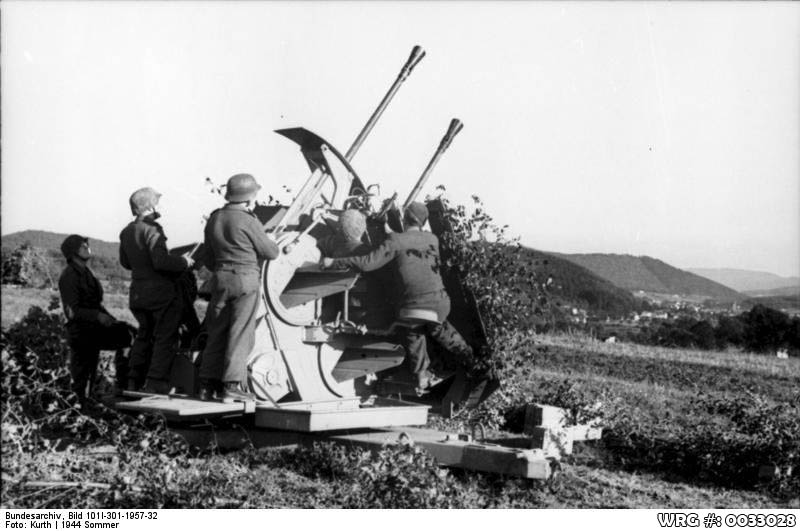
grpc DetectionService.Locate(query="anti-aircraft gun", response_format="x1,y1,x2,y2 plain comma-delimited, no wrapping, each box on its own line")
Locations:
121,45,512,449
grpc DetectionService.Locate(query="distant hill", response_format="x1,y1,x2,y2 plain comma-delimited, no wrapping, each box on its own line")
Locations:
510,247,640,318
742,285,800,298
2,230,120,261
740,294,800,314
3,229,639,318
558,253,743,301
688,267,800,293
2,230,128,281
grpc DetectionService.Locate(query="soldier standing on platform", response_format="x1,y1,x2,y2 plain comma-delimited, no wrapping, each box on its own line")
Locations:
58,235,133,402
120,187,194,394
198,174,280,401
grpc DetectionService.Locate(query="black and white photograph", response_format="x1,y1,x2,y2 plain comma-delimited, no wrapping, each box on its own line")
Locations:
1,0,798,515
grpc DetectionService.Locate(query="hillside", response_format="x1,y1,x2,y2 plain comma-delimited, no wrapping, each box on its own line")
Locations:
2,230,120,260
689,267,800,293
2,230,129,282
743,285,800,298
741,294,800,315
513,246,640,317
559,253,743,301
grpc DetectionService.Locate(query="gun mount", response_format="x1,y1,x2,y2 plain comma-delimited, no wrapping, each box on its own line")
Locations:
117,46,545,478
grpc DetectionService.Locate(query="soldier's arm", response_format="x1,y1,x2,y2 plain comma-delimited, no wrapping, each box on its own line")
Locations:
119,233,131,270
332,236,397,272
202,223,216,271
58,271,100,323
145,226,188,272
247,218,280,261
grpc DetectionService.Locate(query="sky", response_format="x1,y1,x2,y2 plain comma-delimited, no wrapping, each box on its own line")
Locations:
2,1,798,277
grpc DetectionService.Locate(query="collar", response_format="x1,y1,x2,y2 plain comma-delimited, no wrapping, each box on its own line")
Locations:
224,202,250,212
69,259,89,274
136,213,161,225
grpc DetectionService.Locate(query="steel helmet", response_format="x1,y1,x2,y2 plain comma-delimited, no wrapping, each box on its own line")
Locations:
338,209,366,243
129,187,162,216
60,234,88,260
225,173,261,203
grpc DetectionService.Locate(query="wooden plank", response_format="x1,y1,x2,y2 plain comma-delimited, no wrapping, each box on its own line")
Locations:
524,404,567,433
529,426,573,457
254,398,429,432
115,395,251,421
567,425,603,442
172,425,553,479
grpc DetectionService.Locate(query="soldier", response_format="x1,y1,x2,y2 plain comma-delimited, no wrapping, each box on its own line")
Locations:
58,235,134,402
322,201,473,392
317,209,370,258
120,187,194,394
198,173,280,401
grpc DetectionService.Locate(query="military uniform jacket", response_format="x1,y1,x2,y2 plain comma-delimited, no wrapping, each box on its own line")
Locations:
119,215,187,310
203,204,280,272
58,262,111,338
332,228,448,310
317,234,370,258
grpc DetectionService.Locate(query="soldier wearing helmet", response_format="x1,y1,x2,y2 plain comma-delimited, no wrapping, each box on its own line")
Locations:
58,235,134,402
322,202,473,393
198,173,280,401
317,209,370,258
119,187,194,394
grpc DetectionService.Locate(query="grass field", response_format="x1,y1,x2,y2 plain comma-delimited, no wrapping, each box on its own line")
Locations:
2,288,798,508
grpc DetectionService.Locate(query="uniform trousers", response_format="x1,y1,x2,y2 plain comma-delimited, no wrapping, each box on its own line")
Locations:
397,297,473,375
67,321,133,398
199,269,260,386
129,297,182,384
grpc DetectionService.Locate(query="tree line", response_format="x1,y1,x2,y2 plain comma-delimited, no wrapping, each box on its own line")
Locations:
601,305,800,356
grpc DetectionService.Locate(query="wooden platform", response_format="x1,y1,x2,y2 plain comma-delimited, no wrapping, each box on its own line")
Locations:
113,396,581,479
254,397,429,432
115,393,255,420
115,392,428,432
173,425,557,480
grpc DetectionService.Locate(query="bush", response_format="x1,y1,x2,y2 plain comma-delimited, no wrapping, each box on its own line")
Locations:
602,392,800,497
1,244,56,288
742,305,794,353
715,315,745,349
436,194,556,377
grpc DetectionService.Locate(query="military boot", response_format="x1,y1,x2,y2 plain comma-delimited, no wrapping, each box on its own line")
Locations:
197,379,222,402
221,381,255,402
142,378,172,395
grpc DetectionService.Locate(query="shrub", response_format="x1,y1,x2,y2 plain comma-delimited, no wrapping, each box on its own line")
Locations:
602,392,800,497
435,194,555,377
1,244,56,288
279,442,489,508
715,315,745,349
741,305,792,353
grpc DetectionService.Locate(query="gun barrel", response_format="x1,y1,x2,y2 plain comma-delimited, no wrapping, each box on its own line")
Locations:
402,118,463,210
345,46,426,162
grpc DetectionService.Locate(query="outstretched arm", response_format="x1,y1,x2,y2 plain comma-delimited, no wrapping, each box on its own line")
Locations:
332,237,397,272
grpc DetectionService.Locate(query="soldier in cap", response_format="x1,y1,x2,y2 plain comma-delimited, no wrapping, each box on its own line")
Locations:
198,173,280,401
120,187,194,394
58,235,134,402
322,201,473,392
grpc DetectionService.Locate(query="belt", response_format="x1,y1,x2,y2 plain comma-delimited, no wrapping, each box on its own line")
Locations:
214,267,260,274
